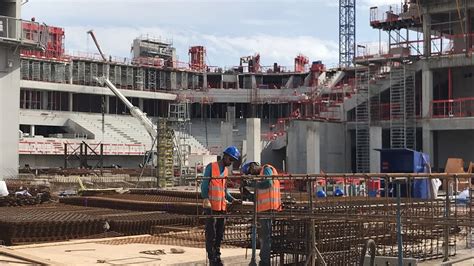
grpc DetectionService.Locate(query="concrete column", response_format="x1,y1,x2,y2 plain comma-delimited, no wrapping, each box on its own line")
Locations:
203,73,208,89
306,123,320,174
226,106,236,127
41,91,48,110
105,95,110,114
220,75,224,89
220,122,233,150
369,126,382,173
422,127,434,166
69,61,73,84
423,12,431,56
245,118,261,163
68,93,74,112
138,98,144,111
30,125,35,137
251,75,257,89
422,67,433,118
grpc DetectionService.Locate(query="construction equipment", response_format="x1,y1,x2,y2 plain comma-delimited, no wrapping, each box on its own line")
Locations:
86,30,183,184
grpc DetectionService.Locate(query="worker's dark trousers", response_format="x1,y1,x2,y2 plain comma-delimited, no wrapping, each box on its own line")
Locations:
205,208,225,264
258,218,272,266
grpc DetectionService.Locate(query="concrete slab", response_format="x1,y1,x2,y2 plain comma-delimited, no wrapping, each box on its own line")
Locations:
11,235,249,265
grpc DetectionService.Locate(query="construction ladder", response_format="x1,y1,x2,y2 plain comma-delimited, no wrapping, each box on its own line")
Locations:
390,65,416,150
355,67,370,173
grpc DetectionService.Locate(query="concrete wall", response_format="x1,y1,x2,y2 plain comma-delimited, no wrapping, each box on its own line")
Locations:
0,45,20,178
435,130,474,170
286,120,346,174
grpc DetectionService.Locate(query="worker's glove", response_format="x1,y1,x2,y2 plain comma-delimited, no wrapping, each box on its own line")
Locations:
203,198,211,209
232,199,242,205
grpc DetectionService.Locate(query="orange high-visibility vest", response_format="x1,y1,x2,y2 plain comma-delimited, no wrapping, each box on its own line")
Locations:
208,162,228,211
256,164,281,212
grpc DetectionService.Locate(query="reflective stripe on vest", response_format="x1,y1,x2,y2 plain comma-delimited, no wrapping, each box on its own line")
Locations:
208,162,228,211
256,164,282,212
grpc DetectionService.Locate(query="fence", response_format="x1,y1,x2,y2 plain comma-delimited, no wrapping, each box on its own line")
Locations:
52,172,474,265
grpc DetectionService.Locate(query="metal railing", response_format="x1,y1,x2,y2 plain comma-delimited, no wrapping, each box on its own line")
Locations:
432,98,474,118
0,16,44,47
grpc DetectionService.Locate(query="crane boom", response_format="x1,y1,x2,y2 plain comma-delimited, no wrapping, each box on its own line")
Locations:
86,30,157,139
95,76,157,139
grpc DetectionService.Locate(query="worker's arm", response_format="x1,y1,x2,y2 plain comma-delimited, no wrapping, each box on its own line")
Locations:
200,164,212,199
257,167,274,189
225,187,235,202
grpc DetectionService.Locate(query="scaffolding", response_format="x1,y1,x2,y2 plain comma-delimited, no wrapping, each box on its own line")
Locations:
390,64,416,149
168,102,191,177
157,118,174,187
135,68,144,90
21,60,29,80
90,63,98,86
54,63,65,83
355,67,370,173
114,65,122,87
31,61,40,80
126,67,134,89
147,69,157,91
77,61,85,85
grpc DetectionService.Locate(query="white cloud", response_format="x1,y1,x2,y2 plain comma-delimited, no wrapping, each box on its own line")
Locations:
64,26,338,68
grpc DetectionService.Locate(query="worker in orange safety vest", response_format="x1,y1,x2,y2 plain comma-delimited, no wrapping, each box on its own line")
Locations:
201,146,241,266
241,162,281,266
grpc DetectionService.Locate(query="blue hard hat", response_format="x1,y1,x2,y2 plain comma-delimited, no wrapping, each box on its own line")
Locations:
334,188,344,197
317,190,326,198
241,161,258,175
223,146,241,161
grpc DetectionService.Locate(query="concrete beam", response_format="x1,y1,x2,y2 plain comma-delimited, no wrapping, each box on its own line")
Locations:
21,80,177,101
423,1,474,15
426,55,474,69
426,117,474,130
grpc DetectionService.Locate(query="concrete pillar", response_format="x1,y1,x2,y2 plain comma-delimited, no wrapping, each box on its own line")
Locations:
203,73,208,89
105,95,110,114
30,125,35,137
69,61,73,84
245,118,261,163
226,106,236,127
138,98,144,111
422,126,434,166
220,122,233,150
220,75,224,89
423,13,431,56
68,93,74,112
251,75,257,89
369,126,382,173
422,67,433,118
306,123,320,174
41,91,48,110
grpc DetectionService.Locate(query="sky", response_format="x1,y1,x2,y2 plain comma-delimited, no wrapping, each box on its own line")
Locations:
21,0,402,68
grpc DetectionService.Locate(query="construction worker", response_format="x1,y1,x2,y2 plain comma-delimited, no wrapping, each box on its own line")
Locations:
201,146,241,266
241,162,281,266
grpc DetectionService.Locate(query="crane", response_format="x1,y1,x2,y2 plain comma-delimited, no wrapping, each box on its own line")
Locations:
87,30,157,139
86,30,185,183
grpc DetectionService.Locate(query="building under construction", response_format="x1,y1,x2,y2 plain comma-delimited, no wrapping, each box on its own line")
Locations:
0,0,473,265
